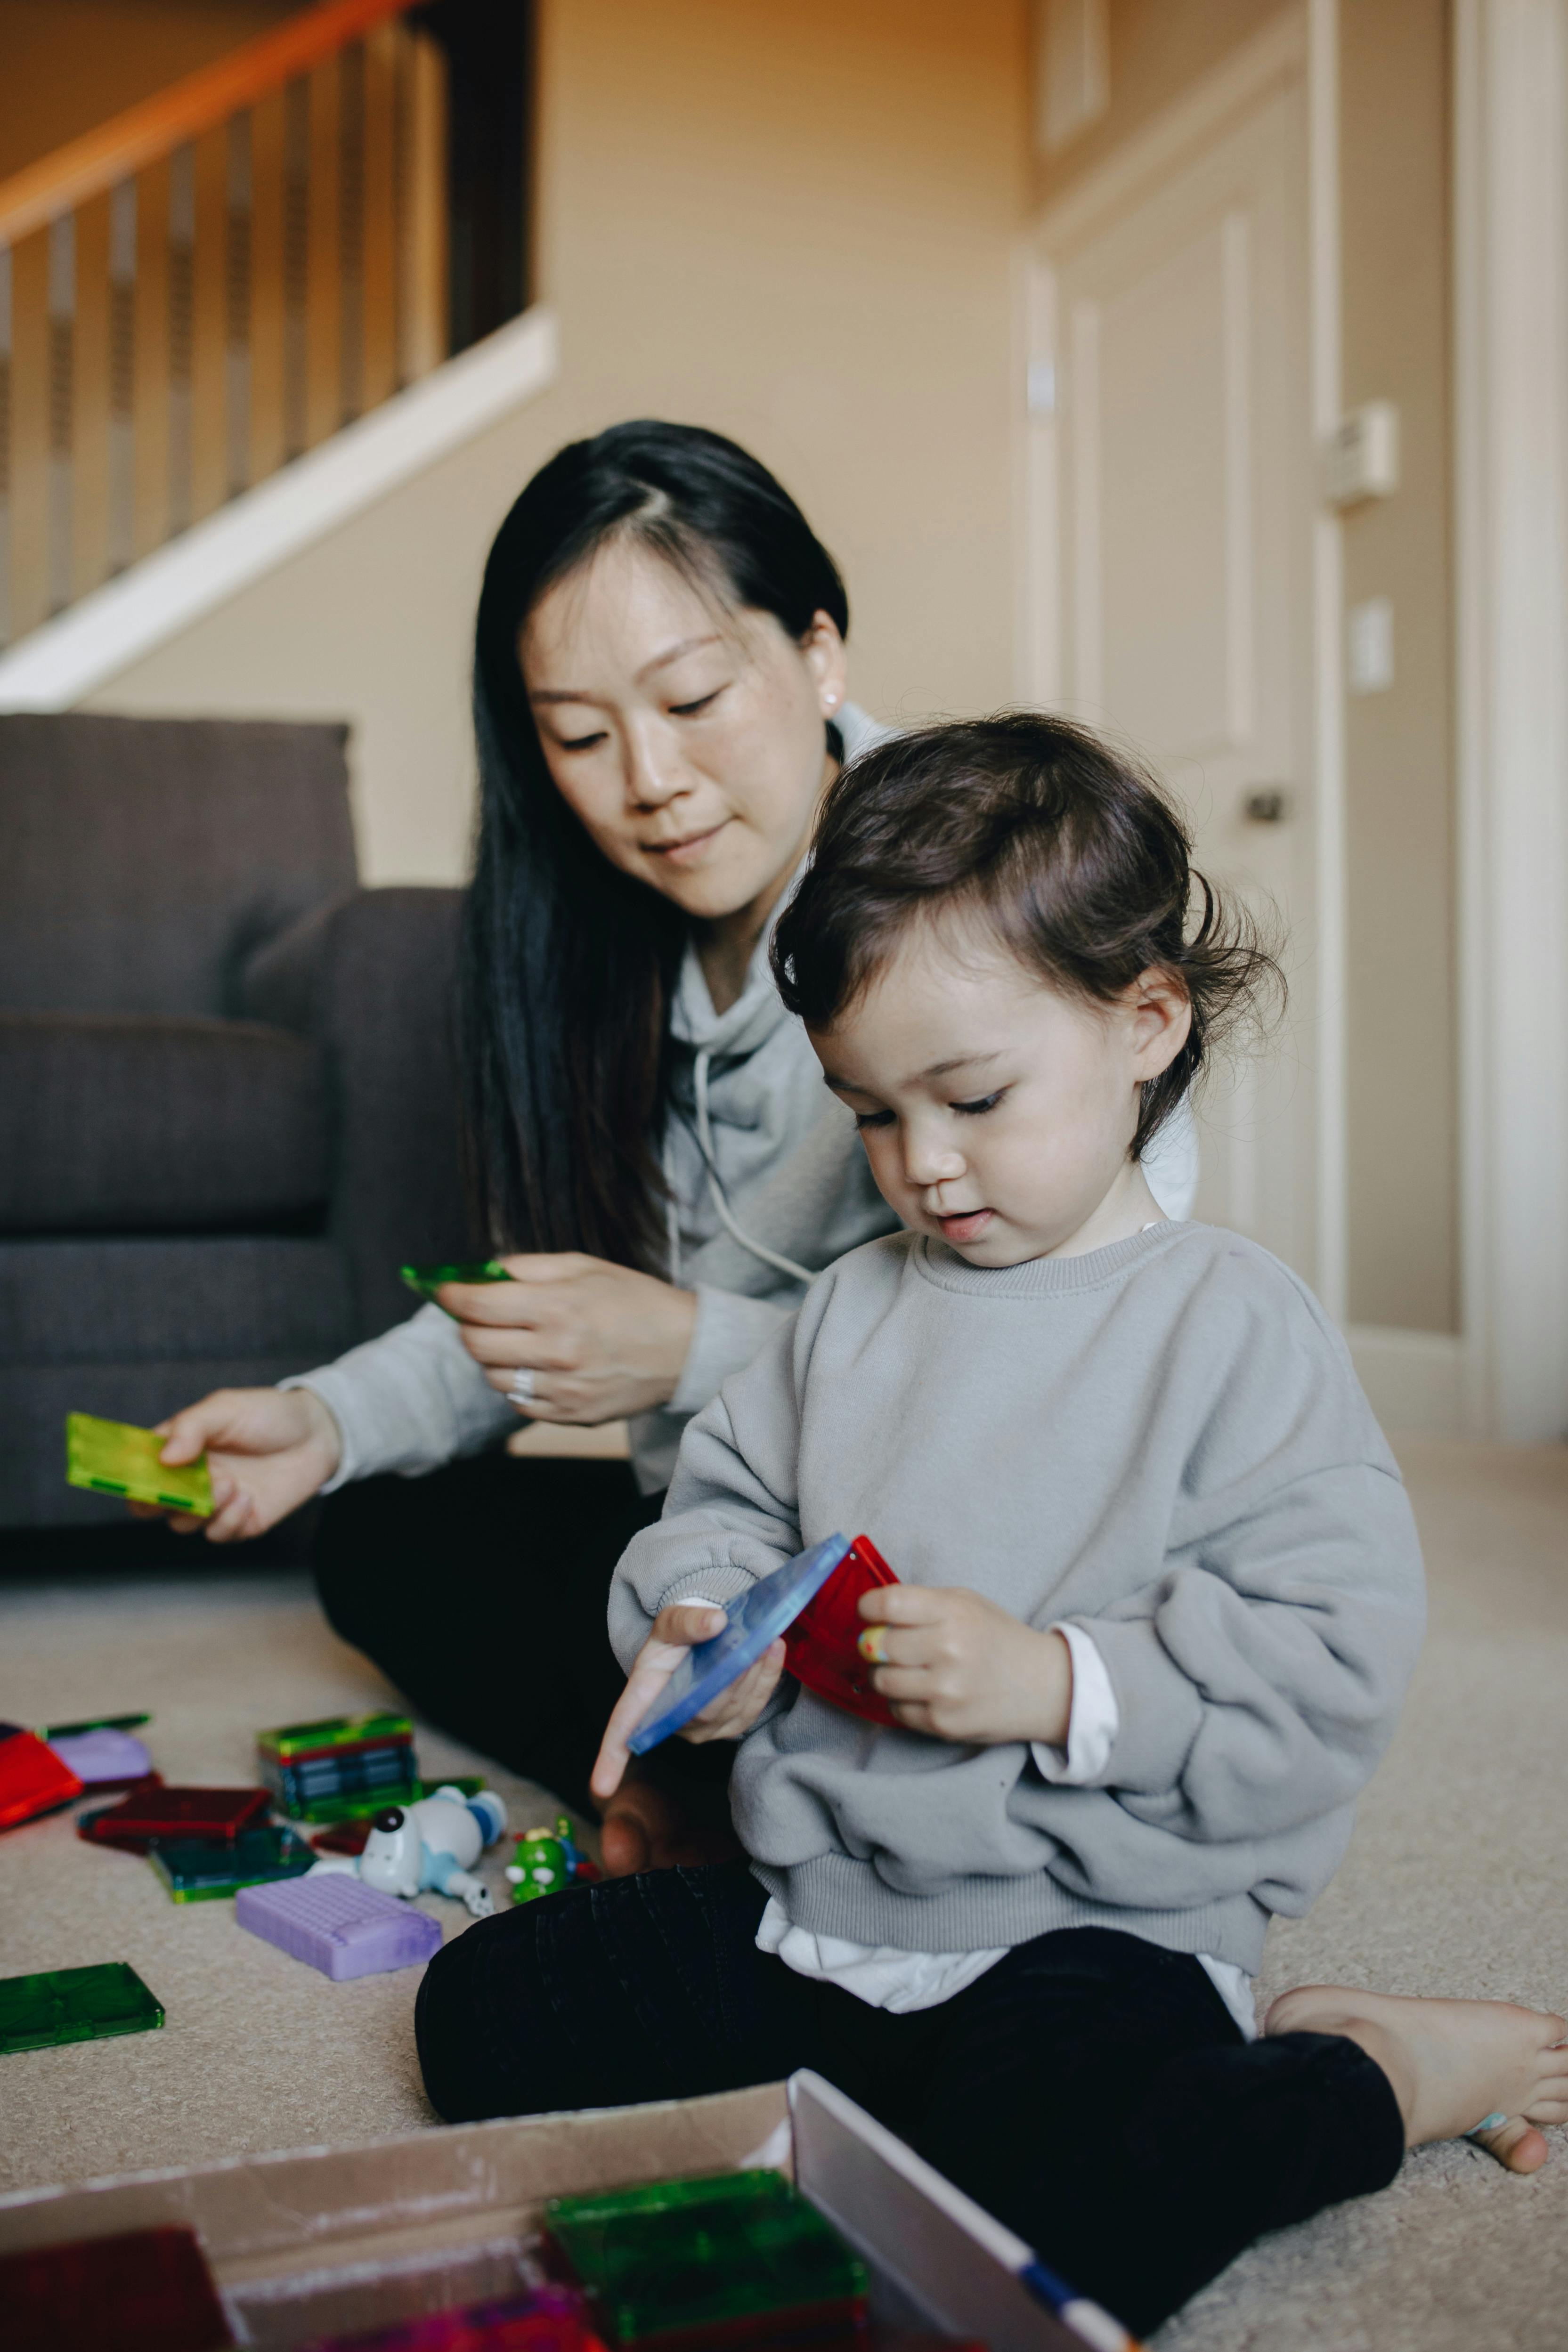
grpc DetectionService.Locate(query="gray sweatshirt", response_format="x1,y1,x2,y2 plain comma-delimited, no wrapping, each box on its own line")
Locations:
609,1222,1426,1974
292,710,897,1494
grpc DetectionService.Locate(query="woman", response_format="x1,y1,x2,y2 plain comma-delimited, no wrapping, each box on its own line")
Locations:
148,421,1197,1868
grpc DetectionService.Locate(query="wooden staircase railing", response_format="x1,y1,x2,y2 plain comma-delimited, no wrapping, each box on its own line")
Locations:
0,0,471,652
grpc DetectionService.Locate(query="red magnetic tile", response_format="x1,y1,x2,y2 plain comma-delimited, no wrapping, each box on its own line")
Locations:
0,1728,85,1830
0,2225,232,2352
310,1818,372,1855
78,1784,269,1850
312,2287,607,2352
783,1536,901,1728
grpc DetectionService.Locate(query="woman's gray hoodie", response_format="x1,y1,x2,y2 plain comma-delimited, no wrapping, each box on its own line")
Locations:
288,706,896,1496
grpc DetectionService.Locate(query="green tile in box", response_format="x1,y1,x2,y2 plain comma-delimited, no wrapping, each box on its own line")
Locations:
0,1961,164,2053
544,2169,868,2351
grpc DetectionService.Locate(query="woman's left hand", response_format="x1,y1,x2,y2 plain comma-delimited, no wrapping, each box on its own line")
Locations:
445,1254,699,1424
856,1585,1075,1747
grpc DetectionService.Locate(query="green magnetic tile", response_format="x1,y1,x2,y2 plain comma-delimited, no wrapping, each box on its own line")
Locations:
65,1413,213,1516
399,1259,512,1304
271,1742,412,1781
0,1961,164,2052
544,2172,866,2345
268,1752,415,1806
270,1779,422,1825
257,1713,413,1763
149,1824,315,1902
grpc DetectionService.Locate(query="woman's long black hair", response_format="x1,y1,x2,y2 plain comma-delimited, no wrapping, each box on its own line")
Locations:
462,420,849,1271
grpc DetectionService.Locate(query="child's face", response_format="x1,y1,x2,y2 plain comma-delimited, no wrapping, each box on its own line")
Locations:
811,913,1190,1265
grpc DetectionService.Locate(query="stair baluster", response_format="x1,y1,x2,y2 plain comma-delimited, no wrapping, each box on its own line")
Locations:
0,0,490,653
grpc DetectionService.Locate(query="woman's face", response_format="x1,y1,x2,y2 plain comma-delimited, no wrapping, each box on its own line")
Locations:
520,536,846,928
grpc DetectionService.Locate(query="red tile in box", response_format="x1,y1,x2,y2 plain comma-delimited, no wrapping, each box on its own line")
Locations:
0,2224,232,2352
310,2281,606,2351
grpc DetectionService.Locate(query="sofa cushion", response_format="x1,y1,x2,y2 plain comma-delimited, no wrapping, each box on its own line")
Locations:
0,712,357,1018
0,1235,355,1367
0,1014,329,1234
0,1235,357,1525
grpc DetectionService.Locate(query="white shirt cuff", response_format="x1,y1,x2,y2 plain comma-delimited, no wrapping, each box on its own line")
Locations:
1031,1622,1120,1784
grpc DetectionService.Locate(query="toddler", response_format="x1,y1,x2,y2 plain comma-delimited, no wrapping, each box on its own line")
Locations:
417,715,1568,2337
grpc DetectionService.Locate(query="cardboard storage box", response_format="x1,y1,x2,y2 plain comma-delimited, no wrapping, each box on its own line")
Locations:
0,2071,1109,2352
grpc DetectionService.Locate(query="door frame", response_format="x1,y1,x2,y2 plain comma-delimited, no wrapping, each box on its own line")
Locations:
1014,1,1349,1318
1452,0,1568,1444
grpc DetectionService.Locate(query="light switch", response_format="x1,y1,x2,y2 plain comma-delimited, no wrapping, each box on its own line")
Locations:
1348,597,1394,694
1323,403,1400,507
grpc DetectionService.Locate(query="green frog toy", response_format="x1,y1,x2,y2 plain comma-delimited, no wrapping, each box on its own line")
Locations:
504,1815,597,1904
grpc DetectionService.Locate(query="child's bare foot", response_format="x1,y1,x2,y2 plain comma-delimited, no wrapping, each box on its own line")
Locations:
1265,1984,1568,2174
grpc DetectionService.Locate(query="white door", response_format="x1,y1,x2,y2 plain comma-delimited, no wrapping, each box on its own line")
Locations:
1024,57,1317,1282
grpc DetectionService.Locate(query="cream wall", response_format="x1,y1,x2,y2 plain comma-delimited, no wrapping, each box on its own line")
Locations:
81,0,1029,884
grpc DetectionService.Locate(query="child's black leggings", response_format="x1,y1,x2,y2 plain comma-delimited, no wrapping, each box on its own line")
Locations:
415,1860,1403,2338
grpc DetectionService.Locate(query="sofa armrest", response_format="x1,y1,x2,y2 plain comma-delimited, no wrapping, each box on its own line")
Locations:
238,897,341,1035
244,888,477,1342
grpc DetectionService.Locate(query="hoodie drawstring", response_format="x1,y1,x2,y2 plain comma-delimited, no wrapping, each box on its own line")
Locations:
663,1130,684,1288
687,1046,815,1288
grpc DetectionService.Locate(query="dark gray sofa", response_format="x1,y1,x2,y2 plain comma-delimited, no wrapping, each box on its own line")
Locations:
0,711,474,1528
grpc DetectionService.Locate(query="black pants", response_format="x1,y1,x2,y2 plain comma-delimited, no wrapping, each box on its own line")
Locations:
415,1860,1404,2338
313,1452,668,1818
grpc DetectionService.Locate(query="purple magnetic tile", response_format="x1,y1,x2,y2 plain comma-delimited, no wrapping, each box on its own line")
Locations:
235,1872,442,1979
48,1729,154,1784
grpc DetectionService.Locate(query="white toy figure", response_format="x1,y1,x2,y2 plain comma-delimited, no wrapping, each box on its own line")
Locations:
314,1785,506,1919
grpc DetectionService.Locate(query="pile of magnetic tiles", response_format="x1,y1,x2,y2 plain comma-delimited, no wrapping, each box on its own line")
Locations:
0,1707,464,2060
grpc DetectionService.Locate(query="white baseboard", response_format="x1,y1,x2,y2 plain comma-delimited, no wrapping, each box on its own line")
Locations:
0,305,559,709
1347,1324,1466,1437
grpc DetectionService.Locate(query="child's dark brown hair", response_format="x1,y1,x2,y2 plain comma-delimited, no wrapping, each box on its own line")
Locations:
771,711,1283,1159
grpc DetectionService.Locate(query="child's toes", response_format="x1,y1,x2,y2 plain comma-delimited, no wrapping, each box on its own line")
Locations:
1471,2117,1550,2174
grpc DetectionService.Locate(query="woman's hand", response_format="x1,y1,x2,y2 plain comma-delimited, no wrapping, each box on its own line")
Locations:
126,1387,342,1543
590,1602,786,1801
856,1586,1074,1747
446,1255,699,1425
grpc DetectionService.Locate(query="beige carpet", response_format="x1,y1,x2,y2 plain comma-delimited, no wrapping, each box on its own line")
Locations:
3,1436,1568,2349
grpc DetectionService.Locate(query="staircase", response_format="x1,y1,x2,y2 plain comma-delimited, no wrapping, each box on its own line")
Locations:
0,0,539,665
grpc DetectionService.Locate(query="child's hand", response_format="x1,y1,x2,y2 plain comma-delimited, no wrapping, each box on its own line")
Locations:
590,1604,787,1801
856,1586,1074,1747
